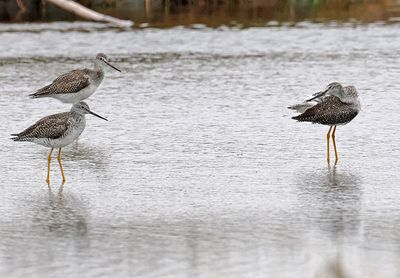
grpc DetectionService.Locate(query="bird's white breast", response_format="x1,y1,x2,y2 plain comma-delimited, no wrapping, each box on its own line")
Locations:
36,118,86,148
52,78,103,104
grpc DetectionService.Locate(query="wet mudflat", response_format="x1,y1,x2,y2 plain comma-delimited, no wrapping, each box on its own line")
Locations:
0,22,400,277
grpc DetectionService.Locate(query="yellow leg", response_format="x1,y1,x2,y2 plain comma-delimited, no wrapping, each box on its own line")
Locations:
332,125,339,163
46,148,53,185
326,126,333,164
57,148,66,184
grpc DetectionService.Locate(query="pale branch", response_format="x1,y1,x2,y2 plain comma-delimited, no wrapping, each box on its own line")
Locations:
45,0,133,27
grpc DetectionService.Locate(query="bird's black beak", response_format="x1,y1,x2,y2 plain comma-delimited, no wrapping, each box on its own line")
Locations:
85,108,108,121
306,89,328,102
105,60,121,72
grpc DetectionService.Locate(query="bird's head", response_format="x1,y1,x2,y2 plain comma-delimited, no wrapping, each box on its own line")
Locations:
95,53,121,72
72,102,108,121
324,82,343,96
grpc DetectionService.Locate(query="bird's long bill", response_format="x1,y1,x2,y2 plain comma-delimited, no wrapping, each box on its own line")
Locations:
86,108,108,121
105,60,121,72
306,89,327,102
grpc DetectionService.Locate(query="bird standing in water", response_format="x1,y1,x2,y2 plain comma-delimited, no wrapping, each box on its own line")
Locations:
30,53,121,103
289,82,361,164
11,102,108,185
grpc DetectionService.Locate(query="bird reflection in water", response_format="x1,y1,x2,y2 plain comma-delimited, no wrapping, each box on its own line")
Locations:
296,166,362,278
36,185,88,237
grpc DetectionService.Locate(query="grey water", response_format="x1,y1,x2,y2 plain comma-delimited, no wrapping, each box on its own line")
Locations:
1,22,400,277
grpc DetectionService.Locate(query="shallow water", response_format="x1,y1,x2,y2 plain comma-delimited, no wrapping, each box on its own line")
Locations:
1,22,400,277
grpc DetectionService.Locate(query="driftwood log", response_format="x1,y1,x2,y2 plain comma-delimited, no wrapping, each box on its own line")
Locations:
46,0,133,27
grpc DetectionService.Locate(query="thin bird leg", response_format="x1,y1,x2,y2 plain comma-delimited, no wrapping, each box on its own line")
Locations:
332,125,339,163
46,148,53,184
57,148,66,183
326,126,333,164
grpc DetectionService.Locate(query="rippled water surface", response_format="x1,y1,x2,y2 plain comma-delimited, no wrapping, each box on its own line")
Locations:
1,22,400,277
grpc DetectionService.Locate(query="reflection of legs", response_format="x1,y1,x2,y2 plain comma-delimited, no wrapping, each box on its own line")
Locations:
57,148,66,183
326,126,333,164
332,125,339,163
46,148,53,184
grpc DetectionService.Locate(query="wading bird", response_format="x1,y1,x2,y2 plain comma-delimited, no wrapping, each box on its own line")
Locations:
289,82,360,164
11,102,107,184
30,53,121,103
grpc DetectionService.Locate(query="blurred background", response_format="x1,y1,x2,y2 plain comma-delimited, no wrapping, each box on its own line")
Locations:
2,1,400,278
2,0,400,26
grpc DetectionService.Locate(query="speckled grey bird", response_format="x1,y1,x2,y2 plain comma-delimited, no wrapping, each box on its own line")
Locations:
288,82,361,164
11,102,108,184
29,53,121,103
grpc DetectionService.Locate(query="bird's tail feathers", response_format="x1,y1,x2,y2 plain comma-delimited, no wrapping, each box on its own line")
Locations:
288,102,315,113
29,85,51,98
29,92,44,99
10,134,27,141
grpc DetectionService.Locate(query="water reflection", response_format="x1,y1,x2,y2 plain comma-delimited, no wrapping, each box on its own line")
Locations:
313,253,353,278
0,187,90,276
33,186,88,237
295,166,362,277
296,166,361,237
1,20,400,277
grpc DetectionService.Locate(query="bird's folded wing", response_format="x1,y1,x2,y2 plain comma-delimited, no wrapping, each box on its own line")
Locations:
33,69,90,96
14,113,69,139
293,96,357,125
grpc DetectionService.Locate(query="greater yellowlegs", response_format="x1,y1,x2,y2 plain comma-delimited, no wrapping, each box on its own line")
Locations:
11,102,108,184
289,82,360,164
29,53,121,103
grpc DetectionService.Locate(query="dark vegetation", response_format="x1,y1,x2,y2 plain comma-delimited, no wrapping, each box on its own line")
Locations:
1,0,399,27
